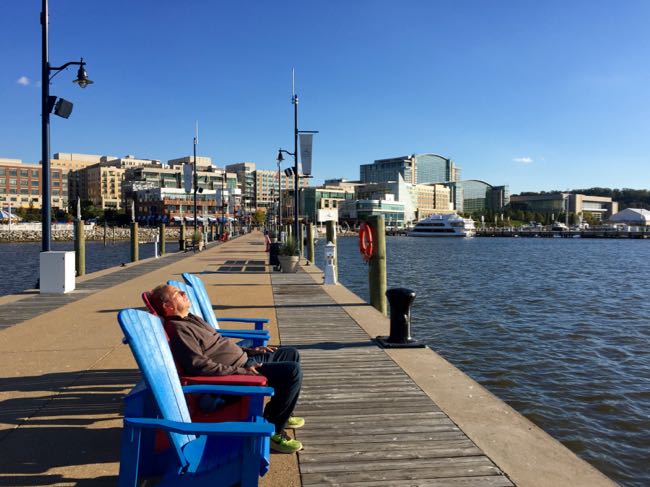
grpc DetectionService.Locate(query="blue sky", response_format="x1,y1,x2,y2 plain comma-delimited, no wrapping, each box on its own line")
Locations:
1,0,649,193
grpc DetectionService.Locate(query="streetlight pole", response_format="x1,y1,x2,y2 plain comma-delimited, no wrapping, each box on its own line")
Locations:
41,0,92,252
292,90,299,242
193,127,198,239
277,159,281,229
221,168,226,237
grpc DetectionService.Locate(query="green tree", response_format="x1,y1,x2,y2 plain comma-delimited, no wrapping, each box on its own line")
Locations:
252,209,266,226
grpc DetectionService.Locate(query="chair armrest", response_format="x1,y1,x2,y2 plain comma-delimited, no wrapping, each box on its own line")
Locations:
182,375,267,387
124,417,275,437
219,330,270,340
219,317,269,331
181,384,274,398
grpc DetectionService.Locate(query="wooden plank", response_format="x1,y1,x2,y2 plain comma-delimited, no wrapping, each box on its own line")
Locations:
299,454,498,474
300,438,476,455
303,475,514,487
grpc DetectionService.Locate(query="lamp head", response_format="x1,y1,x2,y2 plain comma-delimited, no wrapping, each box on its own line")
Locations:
73,58,93,88
276,150,284,163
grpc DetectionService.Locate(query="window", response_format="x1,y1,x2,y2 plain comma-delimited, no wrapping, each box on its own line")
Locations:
9,170,17,177
31,189,39,195
0,178,4,185
20,189,29,194
31,170,39,177
20,170,28,177
9,179,17,186
31,180,39,186
0,168,4,175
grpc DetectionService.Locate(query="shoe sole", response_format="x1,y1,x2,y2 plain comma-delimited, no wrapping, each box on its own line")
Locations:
270,444,303,453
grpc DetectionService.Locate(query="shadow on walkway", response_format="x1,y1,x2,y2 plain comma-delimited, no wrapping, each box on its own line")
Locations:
0,369,139,484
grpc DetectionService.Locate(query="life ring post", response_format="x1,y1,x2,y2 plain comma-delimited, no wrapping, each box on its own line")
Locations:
367,214,387,315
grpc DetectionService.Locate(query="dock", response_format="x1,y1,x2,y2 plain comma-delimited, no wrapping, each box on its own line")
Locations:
0,231,616,486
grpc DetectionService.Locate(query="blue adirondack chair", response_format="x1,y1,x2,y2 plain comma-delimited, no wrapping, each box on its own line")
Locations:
166,279,270,347
118,309,275,487
181,273,269,332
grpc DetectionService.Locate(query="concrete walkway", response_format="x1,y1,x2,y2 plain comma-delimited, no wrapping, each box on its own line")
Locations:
0,231,616,486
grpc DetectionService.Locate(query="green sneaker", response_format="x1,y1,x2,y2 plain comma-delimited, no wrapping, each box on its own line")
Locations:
270,431,303,453
286,416,305,429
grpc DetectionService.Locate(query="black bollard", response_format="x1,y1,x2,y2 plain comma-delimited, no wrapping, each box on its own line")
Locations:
375,288,425,348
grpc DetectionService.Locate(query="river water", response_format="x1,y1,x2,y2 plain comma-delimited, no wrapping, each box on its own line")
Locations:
0,240,180,296
315,236,650,487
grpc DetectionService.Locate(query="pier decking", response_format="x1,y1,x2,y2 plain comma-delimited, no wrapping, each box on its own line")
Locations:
273,272,511,486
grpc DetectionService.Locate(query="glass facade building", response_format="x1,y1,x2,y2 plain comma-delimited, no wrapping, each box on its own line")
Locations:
360,153,460,185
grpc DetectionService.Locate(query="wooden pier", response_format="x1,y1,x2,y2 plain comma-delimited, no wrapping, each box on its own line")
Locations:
0,231,616,486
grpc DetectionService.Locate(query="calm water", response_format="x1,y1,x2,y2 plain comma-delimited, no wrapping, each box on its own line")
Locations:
316,236,650,487
0,240,180,296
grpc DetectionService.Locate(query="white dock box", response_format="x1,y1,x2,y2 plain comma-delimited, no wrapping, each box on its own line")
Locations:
40,251,76,294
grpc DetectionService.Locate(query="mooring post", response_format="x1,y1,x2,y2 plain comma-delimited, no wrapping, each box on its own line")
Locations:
307,223,315,264
130,222,139,262
74,219,85,276
103,220,107,247
326,220,338,280
368,214,387,315
159,222,166,256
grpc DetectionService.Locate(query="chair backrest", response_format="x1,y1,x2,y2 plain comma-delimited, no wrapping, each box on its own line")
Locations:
117,309,194,463
141,291,158,316
181,273,220,329
166,280,203,319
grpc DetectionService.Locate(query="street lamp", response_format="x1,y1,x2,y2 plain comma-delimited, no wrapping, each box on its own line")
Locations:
41,0,92,252
276,149,293,232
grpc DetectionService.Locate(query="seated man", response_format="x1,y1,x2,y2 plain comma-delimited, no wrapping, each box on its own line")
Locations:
150,284,304,453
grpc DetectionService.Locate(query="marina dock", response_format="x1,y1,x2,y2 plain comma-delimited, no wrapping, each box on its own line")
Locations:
0,231,616,486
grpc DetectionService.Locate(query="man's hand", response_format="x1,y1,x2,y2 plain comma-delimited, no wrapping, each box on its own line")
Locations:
246,346,277,356
245,363,262,375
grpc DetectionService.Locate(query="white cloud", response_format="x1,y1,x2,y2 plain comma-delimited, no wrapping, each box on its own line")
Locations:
17,76,31,86
513,157,533,164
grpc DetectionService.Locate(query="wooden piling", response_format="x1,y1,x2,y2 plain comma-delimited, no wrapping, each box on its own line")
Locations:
307,223,315,264
130,222,139,262
368,214,387,315
159,223,166,256
179,224,186,251
74,219,85,276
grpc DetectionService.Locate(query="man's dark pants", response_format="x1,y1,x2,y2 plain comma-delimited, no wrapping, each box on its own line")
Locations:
251,347,302,433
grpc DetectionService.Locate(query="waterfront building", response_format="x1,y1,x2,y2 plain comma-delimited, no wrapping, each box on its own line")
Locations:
226,162,256,217
509,193,618,221
609,208,650,226
0,158,65,211
338,197,405,227
360,153,461,185
301,186,355,223
69,155,162,211
167,155,213,171
445,180,510,214
254,169,308,216
134,187,218,223
354,176,452,224
52,153,105,210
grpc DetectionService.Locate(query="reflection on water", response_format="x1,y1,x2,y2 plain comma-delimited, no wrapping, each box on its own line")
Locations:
316,236,650,487
0,240,180,296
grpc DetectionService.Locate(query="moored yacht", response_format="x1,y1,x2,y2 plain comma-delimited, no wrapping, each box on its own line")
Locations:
408,213,476,237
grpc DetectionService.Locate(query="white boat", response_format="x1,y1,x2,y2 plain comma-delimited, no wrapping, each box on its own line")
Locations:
408,213,476,237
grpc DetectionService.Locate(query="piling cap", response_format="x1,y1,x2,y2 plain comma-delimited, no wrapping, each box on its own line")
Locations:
386,288,416,300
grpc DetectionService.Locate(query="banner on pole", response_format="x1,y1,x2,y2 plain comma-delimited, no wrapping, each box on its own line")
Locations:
299,133,313,176
183,163,193,193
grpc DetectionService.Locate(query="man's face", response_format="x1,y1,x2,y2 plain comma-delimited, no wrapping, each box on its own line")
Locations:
162,285,190,317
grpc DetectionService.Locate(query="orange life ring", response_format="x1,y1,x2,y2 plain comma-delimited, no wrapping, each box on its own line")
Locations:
358,222,373,261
